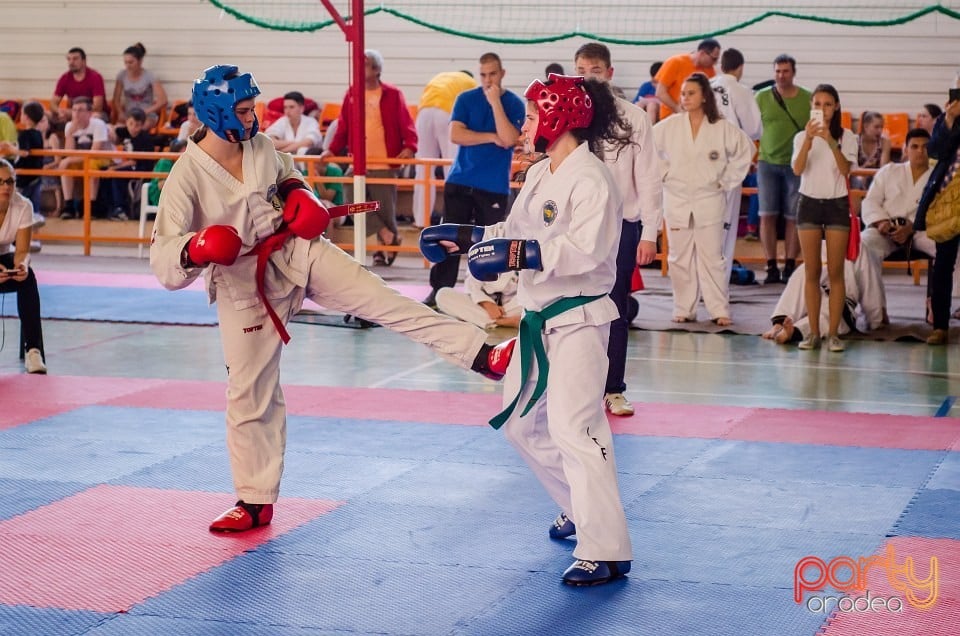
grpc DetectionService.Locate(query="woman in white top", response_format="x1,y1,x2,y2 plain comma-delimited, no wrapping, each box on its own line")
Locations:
791,84,858,352
112,43,168,126
652,72,754,325
0,159,46,373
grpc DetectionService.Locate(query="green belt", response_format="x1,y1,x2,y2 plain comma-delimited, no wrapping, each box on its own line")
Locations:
489,294,604,430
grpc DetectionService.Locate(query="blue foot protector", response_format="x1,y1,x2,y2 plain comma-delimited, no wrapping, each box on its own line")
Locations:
548,512,576,540
562,559,631,586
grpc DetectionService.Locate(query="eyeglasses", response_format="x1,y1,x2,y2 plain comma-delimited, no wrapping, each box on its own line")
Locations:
0,178,15,186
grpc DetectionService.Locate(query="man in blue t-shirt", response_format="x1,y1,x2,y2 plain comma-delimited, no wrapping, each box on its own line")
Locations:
424,52,525,306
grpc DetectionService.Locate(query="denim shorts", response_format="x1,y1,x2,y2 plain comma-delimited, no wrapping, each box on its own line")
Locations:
757,161,800,220
796,194,850,231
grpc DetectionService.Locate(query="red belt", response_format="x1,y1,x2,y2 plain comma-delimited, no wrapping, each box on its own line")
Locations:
248,228,294,344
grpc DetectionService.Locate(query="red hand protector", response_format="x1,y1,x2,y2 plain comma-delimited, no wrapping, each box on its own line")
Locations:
187,225,242,267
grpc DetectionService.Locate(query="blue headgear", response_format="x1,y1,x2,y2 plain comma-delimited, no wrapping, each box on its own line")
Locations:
192,65,261,142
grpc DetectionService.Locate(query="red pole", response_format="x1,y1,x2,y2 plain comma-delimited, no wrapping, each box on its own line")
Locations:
349,0,365,178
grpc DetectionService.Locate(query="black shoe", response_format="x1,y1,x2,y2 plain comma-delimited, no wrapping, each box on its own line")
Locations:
108,207,129,221
423,289,438,308
782,263,795,282
59,201,78,219
764,267,782,285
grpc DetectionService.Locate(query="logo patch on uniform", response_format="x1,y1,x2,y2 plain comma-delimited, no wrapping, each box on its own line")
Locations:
542,200,559,226
267,184,281,210
709,150,720,161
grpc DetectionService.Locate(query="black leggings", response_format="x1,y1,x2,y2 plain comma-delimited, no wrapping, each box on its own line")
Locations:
0,252,44,356
930,235,959,330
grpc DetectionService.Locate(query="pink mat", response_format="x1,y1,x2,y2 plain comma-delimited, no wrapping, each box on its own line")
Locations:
818,537,960,636
0,484,341,612
2,374,957,450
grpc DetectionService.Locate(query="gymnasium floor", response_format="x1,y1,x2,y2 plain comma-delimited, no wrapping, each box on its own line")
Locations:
0,250,957,635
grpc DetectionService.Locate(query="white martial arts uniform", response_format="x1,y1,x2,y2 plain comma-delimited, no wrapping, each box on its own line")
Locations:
653,113,754,320
264,115,323,150
605,97,663,236
150,133,487,504
770,251,885,338
435,271,521,330
710,73,763,281
859,160,947,305
481,142,631,562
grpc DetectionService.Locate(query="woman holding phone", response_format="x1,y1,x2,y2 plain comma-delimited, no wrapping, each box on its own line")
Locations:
791,84,858,352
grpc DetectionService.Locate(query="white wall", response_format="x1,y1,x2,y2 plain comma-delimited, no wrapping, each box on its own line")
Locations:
1,1,958,117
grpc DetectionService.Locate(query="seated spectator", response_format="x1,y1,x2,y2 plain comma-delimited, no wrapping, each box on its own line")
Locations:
632,61,663,122
852,111,892,189
860,128,936,317
0,110,16,162
108,107,161,220
176,102,201,142
915,103,943,135
111,43,168,127
0,159,46,373
303,147,345,225
51,47,107,120
8,103,48,252
147,138,185,207
57,97,110,219
762,252,885,346
436,271,521,330
265,91,322,154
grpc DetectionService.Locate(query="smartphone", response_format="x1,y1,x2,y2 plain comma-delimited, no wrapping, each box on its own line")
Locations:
809,109,824,126
950,88,960,103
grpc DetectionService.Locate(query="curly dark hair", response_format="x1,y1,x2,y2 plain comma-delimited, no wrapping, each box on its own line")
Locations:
574,77,636,159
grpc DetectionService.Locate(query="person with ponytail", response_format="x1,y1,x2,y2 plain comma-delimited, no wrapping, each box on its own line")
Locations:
431,74,640,586
791,84,858,352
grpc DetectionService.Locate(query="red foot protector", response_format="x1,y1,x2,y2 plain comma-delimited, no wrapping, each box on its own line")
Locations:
0,485,341,612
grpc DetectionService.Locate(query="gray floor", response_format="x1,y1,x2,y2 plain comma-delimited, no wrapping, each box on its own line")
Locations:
3,246,956,418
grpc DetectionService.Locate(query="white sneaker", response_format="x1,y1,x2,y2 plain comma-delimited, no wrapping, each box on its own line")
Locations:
604,393,635,416
24,348,47,374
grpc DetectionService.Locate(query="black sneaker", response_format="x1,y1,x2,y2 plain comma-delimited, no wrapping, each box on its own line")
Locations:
782,263,795,282
764,267,782,285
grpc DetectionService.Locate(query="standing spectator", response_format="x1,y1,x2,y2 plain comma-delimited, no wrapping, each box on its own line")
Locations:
57,96,111,219
573,42,663,417
111,43,168,128
109,107,161,220
654,39,720,122
916,104,943,135
544,63,565,77
323,50,417,266
914,94,960,345
51,47,107,119
10,102,47,219
791,84,858,352
0,159,46,374
710,48,763,282
0,111,17,163
755,54,811,284
265,91,322,154
412,70,477,227
423,52,525,306
653,73,754,325
632,61,663,123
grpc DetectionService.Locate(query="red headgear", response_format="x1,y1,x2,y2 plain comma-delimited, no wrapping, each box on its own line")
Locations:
524,73,594,152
